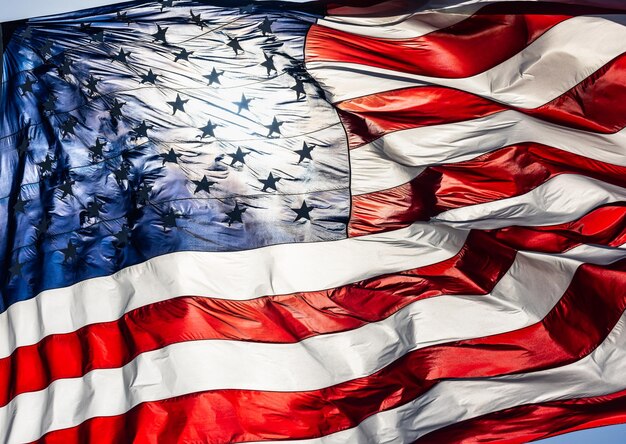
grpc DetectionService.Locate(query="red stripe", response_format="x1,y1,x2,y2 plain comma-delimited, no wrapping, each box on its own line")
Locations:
306,4,617,79
326,1,625,19
6,205,626,407
338,53,626,148
525,53,626,134
337,86,502,148
417,388,626,444
1,231,515,408
349,143,626,236
36,258,626,443
492,204,626,254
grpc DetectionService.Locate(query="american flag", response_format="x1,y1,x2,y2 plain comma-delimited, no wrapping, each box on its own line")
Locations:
1,0,626,442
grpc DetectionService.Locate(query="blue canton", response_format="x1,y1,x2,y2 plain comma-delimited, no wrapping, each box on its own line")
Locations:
0,0,350,310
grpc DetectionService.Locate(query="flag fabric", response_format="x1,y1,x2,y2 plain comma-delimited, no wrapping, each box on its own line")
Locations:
1,0,626,442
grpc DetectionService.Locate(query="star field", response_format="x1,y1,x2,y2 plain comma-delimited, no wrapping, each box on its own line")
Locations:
0,0,350,308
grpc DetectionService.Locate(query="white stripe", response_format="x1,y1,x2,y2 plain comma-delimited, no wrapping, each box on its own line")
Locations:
351,155,425,195
0,222,466,360
434,174,626,229
307,15,626,106
350,111,626,195
319,0,622,40
318,7,480,39
250,309,626,444
4,0,625,22
324,0,626,21
5,242,625,443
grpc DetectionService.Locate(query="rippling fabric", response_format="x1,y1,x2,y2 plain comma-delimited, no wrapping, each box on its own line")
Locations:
0,0,349,310
3,1,626,443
